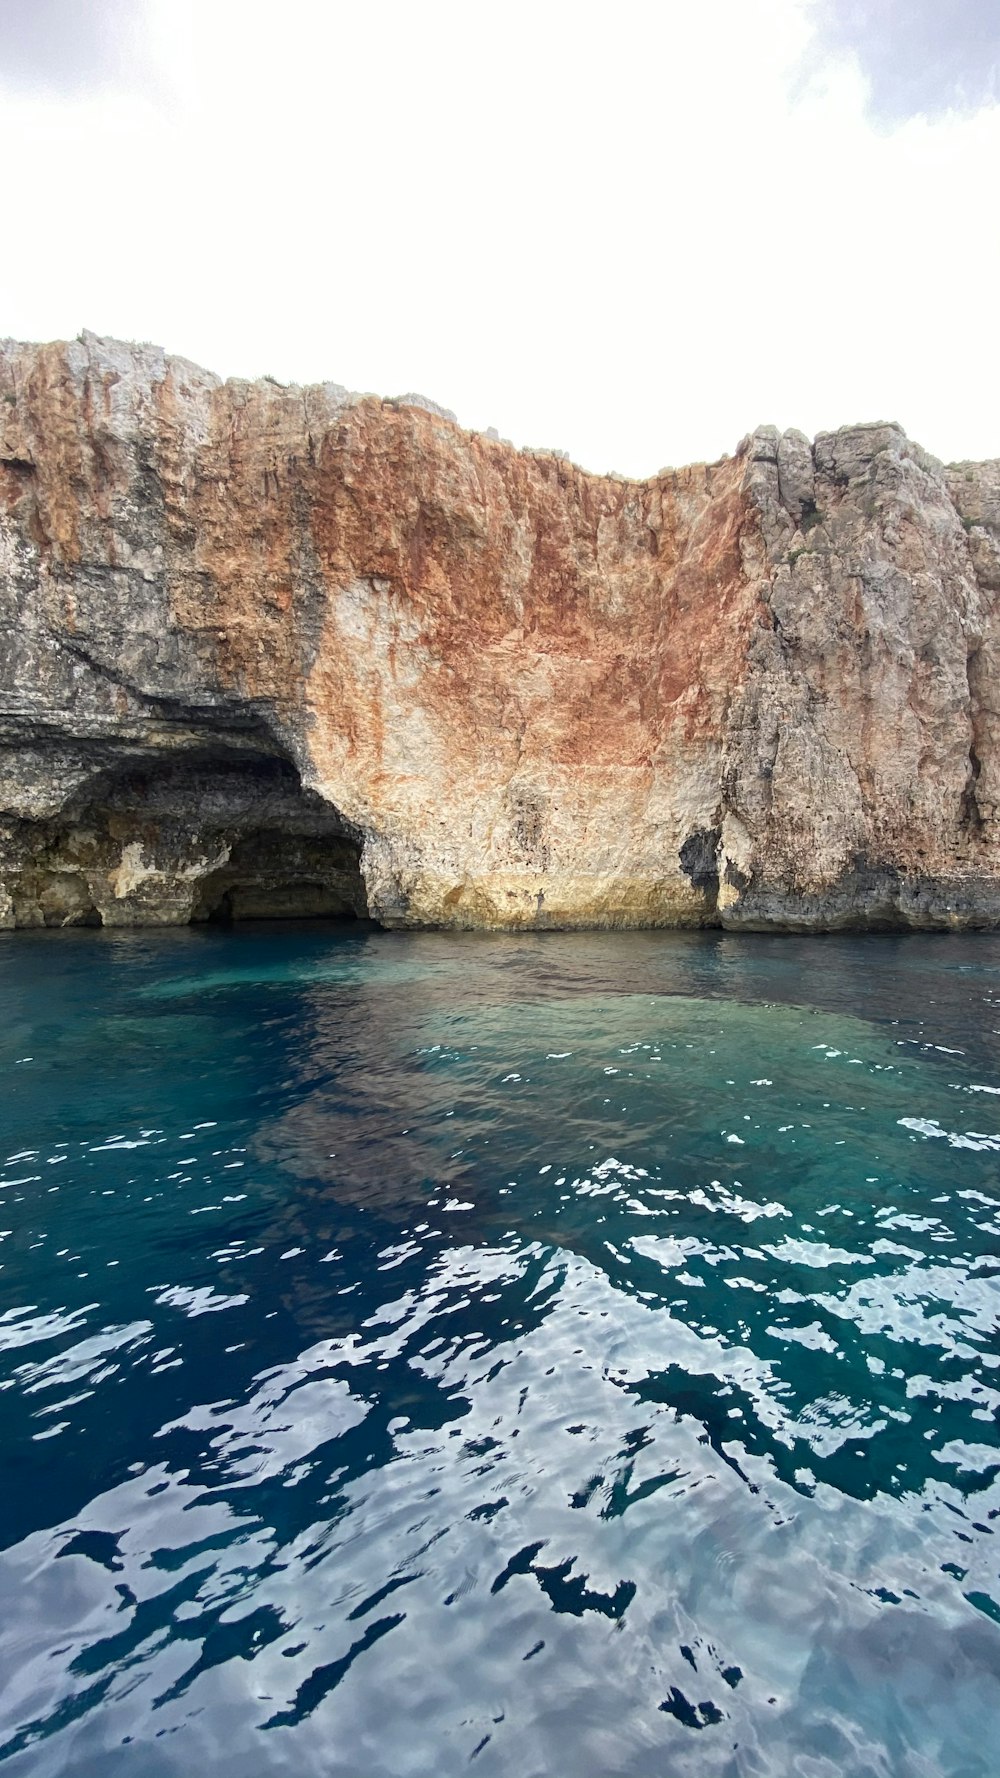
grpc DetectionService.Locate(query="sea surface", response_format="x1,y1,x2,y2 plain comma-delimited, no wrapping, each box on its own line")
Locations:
0,926,998,1778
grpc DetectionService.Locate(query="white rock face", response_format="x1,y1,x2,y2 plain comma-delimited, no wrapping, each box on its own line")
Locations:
1,332,999,930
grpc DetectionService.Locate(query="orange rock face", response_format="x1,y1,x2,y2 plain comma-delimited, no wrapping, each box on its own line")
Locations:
1,332,998,930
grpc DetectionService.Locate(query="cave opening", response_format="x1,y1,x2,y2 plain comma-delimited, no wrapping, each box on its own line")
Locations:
4,742,372,929
144,750,371,926
191,826,368,924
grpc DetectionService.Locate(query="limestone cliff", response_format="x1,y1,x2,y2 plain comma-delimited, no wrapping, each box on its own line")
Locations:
1,330,998,931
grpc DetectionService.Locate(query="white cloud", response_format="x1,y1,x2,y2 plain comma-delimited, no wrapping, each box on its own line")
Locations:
802,0,1000,125
0,0,143,93
0,0,997,476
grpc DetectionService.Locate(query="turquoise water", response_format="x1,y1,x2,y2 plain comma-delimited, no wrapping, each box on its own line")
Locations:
0,927,998,1778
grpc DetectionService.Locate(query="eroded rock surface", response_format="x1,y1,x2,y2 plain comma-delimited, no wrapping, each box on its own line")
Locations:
1,331,998,930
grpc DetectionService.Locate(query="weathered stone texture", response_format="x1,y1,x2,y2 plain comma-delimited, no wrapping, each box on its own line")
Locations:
1,331,998,930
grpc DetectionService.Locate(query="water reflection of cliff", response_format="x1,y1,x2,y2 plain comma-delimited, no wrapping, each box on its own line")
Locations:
253,981,483,1214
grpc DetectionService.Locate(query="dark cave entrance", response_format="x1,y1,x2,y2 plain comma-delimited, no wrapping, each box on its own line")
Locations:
152,749,372,926
11,743,372,929
191,827,368,924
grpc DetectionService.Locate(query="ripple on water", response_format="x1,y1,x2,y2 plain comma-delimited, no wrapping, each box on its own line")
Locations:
0,929,997,1777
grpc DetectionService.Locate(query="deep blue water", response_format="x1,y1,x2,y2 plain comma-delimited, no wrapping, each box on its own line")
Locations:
0,926,998,1778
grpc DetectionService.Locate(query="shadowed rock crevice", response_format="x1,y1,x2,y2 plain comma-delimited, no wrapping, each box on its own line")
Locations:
678,827,721,900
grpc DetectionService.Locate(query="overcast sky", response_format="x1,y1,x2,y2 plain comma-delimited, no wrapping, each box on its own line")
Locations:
1,0,998,475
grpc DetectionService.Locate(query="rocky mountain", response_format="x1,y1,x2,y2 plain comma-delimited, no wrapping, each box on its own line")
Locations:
1,331,998,930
